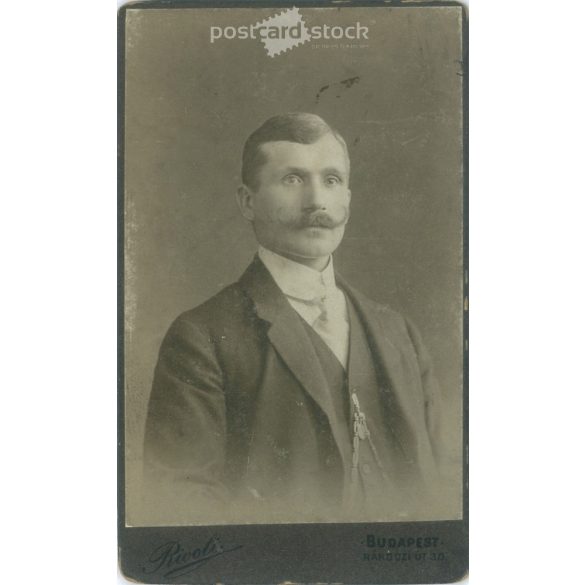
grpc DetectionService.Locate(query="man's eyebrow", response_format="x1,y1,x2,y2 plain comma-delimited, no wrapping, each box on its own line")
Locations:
321,166,347,176
279,166,307,175
276,165,348,178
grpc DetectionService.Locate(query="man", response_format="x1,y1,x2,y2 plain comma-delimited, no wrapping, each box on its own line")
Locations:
143,112,445,525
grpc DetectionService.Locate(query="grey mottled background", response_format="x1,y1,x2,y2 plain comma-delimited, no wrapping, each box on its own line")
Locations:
124,6,464,526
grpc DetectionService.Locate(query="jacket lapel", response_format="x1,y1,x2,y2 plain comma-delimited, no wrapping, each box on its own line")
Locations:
338,275,425,463
239,257,349,469
337,275,404,374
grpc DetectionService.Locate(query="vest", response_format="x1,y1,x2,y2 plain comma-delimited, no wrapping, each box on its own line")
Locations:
300,295,406,518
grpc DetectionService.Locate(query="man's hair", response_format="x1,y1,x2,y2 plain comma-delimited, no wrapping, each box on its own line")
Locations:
241,112,349,190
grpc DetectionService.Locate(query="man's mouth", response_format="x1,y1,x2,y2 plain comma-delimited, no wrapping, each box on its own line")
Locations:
304,224,331,230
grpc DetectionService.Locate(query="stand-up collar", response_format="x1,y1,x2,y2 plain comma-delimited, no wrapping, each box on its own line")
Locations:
258,245,337,302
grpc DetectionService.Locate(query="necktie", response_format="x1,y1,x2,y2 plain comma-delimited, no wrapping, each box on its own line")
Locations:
309,291,349,368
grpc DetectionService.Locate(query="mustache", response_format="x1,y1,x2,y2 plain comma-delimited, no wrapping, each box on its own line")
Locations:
288,209,350,230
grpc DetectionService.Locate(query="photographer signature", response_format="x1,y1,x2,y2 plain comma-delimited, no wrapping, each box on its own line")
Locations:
143,537,243,578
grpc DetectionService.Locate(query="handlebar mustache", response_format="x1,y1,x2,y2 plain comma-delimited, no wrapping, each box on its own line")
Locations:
293,210,349,229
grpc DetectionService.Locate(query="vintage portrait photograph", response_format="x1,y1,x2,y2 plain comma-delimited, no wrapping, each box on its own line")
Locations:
9,0,585,584
120,1,467,581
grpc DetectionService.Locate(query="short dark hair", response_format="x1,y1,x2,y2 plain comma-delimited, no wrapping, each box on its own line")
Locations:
241,112,349,190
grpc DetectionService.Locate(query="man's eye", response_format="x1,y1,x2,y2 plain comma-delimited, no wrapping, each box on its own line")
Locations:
325,175,342,185
283,175,302,185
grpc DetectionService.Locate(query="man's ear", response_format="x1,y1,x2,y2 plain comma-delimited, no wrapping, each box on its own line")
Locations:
236,184,255,221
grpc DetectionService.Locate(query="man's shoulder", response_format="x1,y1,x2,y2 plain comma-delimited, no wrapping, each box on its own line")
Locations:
340,277,430,362
165,256,278,340
338,275,408,327
173,280,251,331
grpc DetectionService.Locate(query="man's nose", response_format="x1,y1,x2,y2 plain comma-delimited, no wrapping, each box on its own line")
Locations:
302,178,328,210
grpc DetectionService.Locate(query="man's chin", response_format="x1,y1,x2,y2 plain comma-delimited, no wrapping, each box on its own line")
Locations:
278,242,340,262
259,231,343,263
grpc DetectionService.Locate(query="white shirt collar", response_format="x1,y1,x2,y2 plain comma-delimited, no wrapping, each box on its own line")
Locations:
258,245,338,302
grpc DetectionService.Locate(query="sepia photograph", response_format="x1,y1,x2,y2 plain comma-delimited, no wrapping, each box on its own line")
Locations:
120,1,467,581
7,1,585,584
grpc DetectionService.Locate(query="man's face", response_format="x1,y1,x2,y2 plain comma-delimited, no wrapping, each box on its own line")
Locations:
240,133,351,268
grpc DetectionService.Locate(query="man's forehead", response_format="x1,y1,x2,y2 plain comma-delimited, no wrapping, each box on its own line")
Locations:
258,135,349,171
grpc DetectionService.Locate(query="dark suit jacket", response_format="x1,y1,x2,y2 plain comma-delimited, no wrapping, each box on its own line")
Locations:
143,256,445,524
